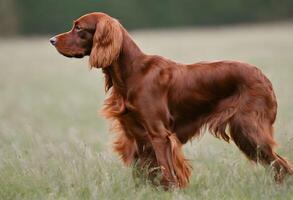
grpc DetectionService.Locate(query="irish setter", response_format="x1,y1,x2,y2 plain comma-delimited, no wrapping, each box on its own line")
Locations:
50,12,293,189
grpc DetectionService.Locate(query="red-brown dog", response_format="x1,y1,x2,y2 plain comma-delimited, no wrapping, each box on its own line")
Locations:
50,12,293,189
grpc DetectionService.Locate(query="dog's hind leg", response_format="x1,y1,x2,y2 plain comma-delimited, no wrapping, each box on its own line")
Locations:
229,112,293,182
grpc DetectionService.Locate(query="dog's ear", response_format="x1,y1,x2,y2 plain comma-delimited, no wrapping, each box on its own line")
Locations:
89,17,123,68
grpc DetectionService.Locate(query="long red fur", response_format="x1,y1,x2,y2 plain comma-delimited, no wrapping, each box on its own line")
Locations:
52,12,293,189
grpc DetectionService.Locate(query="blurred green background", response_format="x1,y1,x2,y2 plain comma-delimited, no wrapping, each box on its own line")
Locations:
1,0,293,35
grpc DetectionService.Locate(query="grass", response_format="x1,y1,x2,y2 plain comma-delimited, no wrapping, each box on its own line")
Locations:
1,23,293,199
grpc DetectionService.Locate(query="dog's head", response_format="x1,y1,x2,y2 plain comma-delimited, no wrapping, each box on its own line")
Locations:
50,12,123,68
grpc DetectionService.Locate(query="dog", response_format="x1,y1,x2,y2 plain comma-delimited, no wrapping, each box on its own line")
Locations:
50,12,293,189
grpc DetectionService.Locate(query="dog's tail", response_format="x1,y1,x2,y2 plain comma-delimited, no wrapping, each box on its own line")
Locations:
206,91,242,142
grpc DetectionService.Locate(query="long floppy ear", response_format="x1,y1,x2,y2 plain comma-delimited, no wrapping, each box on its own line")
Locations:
89,17,123,68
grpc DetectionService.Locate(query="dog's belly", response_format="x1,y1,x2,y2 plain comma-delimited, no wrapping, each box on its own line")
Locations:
172,116,203,144
169,91,236,144
168,95,214,142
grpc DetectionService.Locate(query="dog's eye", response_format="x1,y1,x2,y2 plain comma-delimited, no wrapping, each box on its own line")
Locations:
75,26,82,31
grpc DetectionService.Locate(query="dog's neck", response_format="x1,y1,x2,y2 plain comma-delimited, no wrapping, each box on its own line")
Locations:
104,28,145,96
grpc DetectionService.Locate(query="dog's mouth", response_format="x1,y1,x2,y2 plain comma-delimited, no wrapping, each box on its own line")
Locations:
57,50,85,58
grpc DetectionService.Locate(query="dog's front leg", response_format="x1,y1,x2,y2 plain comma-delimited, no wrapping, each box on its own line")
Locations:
126,77,192,189
138,117,191,189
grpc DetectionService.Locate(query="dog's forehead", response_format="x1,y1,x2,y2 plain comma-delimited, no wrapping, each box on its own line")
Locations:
74,12,107,25
74,16,94,28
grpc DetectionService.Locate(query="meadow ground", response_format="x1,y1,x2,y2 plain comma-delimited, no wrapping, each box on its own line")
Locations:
1,23,293,200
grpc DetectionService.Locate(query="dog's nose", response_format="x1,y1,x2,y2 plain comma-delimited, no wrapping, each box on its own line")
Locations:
49,37,57,46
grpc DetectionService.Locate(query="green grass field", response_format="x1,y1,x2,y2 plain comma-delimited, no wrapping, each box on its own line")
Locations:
1,23,293,199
